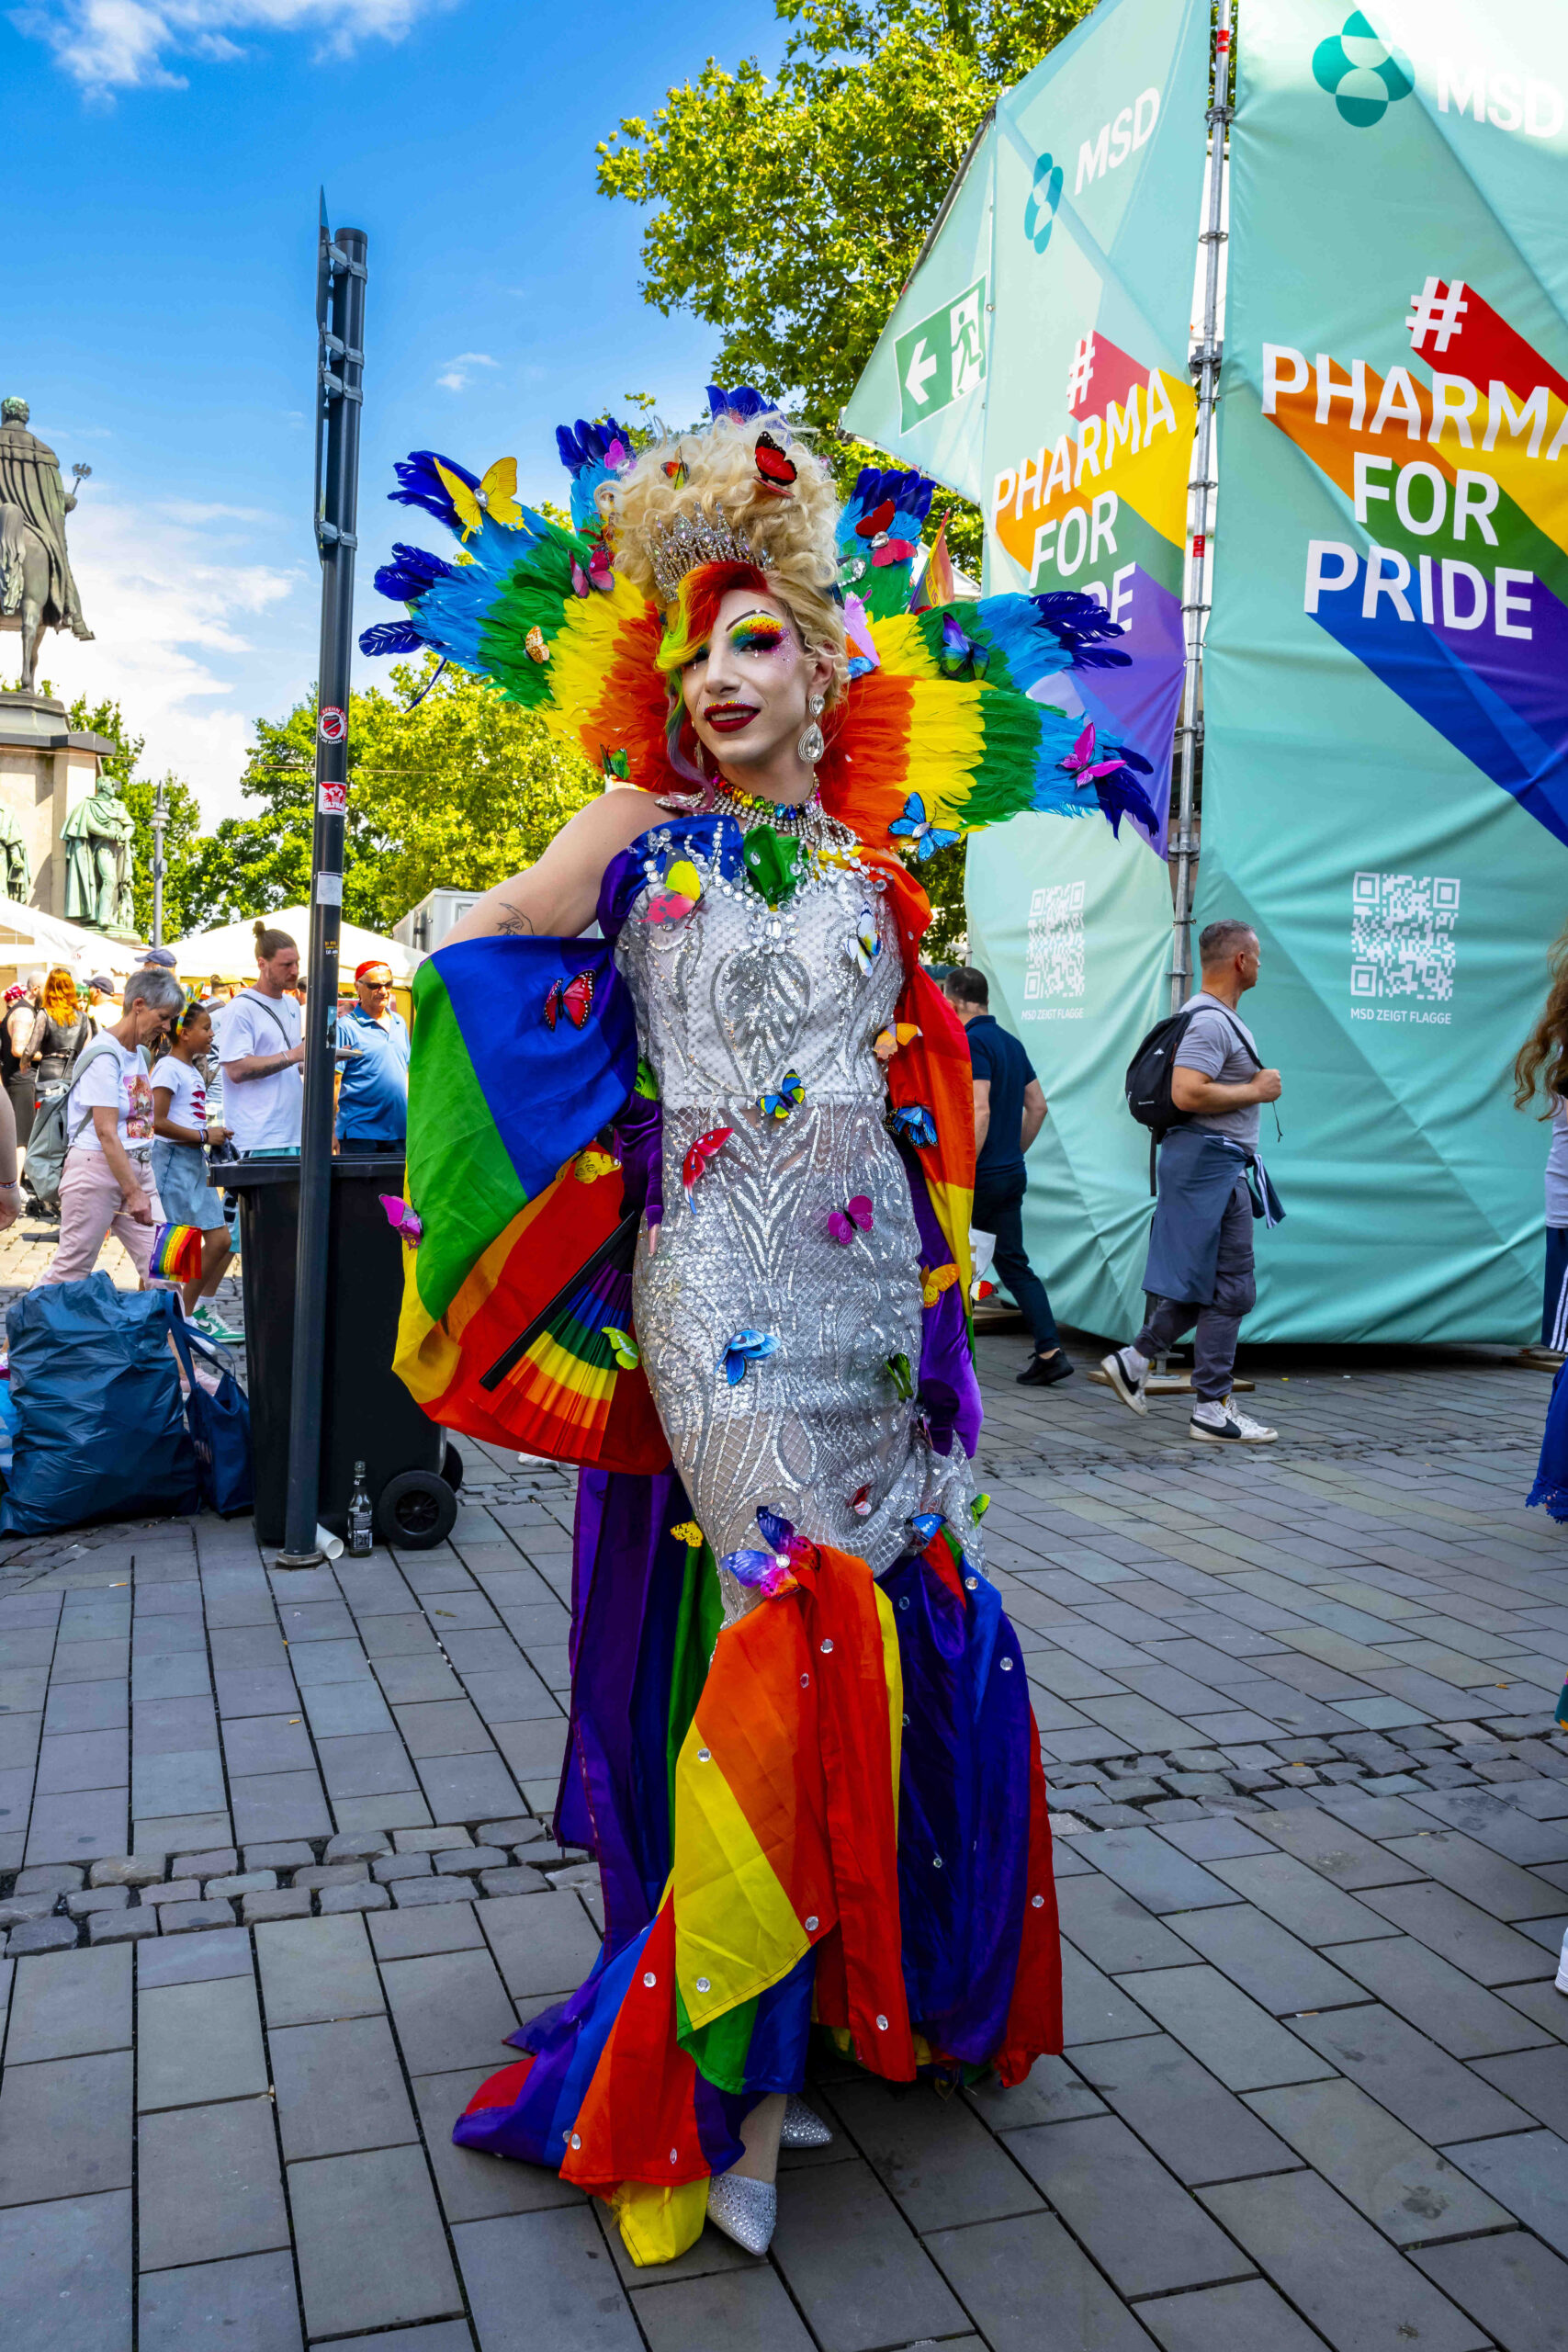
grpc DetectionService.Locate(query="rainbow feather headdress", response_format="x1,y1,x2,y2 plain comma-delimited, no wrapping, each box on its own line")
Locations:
360,383,1158,849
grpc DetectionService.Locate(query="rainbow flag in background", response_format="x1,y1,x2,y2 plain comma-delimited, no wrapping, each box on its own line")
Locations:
393,933,669,1472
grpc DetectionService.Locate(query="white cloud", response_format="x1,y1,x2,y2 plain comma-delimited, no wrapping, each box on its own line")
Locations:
153,499,278,526
12,492,305,826
11,0,451,96
436,352,500,393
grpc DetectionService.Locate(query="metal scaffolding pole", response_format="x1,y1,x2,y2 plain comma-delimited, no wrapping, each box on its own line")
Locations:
276,204,367,1567
1169,0,1233,1012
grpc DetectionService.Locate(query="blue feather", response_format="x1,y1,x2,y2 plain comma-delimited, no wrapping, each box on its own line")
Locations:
706,385,772,421
389,450,479,529
359,621,426,657
555,416,634,534
374,544,454,602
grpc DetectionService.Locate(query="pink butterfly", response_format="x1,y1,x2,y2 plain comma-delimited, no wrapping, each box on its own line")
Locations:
1061,719,1123,789
682,1125,733,1202
588,542,615,592
647,891,695,924
827,1194,874,1246
379,1195,423,1246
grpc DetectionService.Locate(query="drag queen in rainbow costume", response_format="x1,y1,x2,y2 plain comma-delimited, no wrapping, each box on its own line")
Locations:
364,391,1156,2264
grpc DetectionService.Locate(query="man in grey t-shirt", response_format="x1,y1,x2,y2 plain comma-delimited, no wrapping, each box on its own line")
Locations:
1101,920,1284,1442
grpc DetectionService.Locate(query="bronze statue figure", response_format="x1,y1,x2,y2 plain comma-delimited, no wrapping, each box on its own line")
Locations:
0,396,93,694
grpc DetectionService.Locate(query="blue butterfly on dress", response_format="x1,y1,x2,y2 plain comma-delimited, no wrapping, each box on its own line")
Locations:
758,1070,805,1122
890,1103,938,1149
720,1329,779,1386
909,1511,946,1544
888,794,960,862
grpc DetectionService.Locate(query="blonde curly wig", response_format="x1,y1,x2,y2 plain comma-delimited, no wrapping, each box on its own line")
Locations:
601,407,849,705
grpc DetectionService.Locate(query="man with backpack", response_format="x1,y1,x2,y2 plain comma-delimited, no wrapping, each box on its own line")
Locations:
1103,919,1283,1442
39,967,184,1286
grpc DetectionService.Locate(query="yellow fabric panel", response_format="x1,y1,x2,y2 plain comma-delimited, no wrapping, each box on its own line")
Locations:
612,2178,709,2267
874,1582,904,1827
671,1712,809,2029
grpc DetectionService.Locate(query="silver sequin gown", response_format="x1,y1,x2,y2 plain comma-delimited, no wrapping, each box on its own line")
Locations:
615,812,978,1618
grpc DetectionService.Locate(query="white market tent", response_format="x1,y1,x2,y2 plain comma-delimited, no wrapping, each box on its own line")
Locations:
168,908,423,988
0,899,147,984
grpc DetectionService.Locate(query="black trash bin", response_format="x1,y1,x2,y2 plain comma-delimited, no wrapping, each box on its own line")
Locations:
216,1155,461,1550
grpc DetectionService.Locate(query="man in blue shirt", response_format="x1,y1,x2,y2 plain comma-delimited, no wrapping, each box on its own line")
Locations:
944,967,1071,1387
333,960,409,1152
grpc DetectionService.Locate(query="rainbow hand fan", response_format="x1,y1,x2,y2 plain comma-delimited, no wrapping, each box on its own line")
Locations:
150,1223,202,1283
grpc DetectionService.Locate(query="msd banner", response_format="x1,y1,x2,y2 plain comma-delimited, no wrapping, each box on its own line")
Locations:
1202,0,1568,1341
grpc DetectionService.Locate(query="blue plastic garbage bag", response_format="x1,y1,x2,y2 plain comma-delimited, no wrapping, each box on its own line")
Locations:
0,1379,17,1485
0,1272,202,1534
166,1299,253,1518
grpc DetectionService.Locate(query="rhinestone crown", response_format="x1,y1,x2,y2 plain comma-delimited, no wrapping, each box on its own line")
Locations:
648,508,773,606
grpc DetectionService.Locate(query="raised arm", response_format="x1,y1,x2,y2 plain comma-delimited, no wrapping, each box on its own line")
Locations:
445,790,665,946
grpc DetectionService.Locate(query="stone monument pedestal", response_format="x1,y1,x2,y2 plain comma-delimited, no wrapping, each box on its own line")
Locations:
0,692,120,918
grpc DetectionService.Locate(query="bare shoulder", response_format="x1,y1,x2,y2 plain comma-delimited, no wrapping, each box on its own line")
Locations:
566,787,672,857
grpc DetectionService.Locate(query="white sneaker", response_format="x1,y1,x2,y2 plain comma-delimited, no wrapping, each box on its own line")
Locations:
1100,1347,1149,1417
1190,1396,1277,1443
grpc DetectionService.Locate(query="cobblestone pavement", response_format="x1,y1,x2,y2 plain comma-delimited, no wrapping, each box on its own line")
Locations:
3,1254,1568,2350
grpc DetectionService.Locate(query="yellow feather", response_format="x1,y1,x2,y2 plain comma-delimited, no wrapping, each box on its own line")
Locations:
904,681,988,828
871,611,943,680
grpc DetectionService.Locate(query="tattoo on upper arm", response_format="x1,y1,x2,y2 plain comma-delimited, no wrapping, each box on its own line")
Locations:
493,900,534,937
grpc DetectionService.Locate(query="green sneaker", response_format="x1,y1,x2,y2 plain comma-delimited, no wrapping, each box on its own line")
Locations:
190,1304,243,1344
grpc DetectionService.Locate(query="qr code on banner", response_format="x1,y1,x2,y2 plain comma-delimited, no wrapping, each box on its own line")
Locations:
1024,881,1086,999
1350,871,1460,1000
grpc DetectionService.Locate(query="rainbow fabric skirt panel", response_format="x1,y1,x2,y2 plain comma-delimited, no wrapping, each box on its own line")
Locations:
454,1469,1061,2265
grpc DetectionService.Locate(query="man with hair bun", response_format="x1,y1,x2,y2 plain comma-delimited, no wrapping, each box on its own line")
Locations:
1102,919,1283,1442
219,921,304,1159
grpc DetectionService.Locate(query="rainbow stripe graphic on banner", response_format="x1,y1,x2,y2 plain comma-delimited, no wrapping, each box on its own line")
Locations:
1267,278,1568,847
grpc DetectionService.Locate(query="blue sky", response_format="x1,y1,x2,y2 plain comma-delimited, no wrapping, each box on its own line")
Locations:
6,0,784,823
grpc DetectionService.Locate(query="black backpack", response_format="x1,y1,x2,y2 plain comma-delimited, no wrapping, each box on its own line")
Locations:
1124,1004,1259,1187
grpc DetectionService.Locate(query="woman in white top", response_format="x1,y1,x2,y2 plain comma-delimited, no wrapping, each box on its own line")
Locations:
1514,940,1568,1351
40,968,184,1288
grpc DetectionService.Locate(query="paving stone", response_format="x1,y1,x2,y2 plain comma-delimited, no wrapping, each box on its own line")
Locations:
1071,2032,1295,2186
88,1853,165,1887
42,1677,128,1734
1357,1881,1555,1984
435,1842,508,1872
1246,2077,1516,2245
292,1860,367,1890
172,1845,238,1878
480,1891,604,2002
381,1945,519,2072
205,1870,276,1898
142,1878,201,1907
454,2205,641,2351
14,1861,85,1894
416,1750,524,1823
479,1815,541,1846
243,1889,312,1923
1199,2169,1488,2352
5,1917,80,1953
269,2015,418,2161
1164,1900,1365,2016
1321,1932,1552,2058
324,1828,393,1860
318,1882,391,1915
927,2210,1152,2352
138,1926,251,1988
1253,1806,1425,1887
159,1897,239,1935
480,1864,549,1896
1055,1874,1195,1973
6,1941,130,2059
1138,2278,1329,2352
963,2053,1108,2132
132,1810,232,1860
823,2077,1043,2230
1112,1962,1337,2091
0,1890,57,1928
89,1906,160,1943
0,2049,133,2205
1439,2129,1568,2257
412,2064,583,2222
396,1698,496,1757
1383,1826,1567,1918
1153,1815,1274,1860
1059,1940,1156,2047
290,2144,463,2337
393,1874,481,1908
137,2097,289,2270
1405,1784,1568,1862
1413,2231,1568,2352
369,1903,484,1961
1290,2002,1533,2142
256,1914,383,2026
0,2186,132,2351
139,2248,303,2352
374,1849,434,1881
1468,2042,1568,2132
299,1679,398,1738
765,2155,967,2352
1008,2112,1253,2297
243,1841,315,1872
634,2266,817,2352
228,1770,333,1844
138,1974,268,2109
23,1785,127,1866
1207,1851,1404,1945
1071,1825,1240,1914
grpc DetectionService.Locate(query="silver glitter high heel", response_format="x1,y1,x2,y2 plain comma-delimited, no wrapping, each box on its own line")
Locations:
779,2095,833,2149
706,2169,777,2255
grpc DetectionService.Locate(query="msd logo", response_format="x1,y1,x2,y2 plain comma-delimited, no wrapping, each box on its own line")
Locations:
1074,88,1160,191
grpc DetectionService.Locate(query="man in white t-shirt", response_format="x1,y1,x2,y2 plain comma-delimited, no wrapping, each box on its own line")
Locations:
41,967,184,1286
221,925,305,1155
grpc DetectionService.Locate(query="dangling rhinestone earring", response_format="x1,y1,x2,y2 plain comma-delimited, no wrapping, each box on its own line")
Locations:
797,694,825,766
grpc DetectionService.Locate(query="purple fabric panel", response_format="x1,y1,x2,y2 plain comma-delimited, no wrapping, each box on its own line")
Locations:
901,1144,983,1458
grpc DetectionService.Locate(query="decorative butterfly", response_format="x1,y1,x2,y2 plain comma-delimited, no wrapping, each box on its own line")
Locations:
891,1102,937,1149
754,431,798,494
939,614,988,679
851,908,881,975
572,1147,617,1184
589,541,615,592
1059,719,1124,792
634,1057,660,1100
721,1329,778,1386
434,456,521,539
671,1521,704,1548
886,1351,914,1401
602,1325,640,1371
570,557,592,598
378,1195,423,1247
827,1194,874,1246
544,970,594,1032
852,498,917,565
682,1125,733,1202
601,747,630,782
525,626,550,665
910,1510,945,1544
874,1022,921,1058
648,855,704,925
663,458,690,487
758,1070,804,1122
724,1505,815,1597
887,794,960,862
850,1483,873,1517
971,1492,991,1523
921,1261,959,1307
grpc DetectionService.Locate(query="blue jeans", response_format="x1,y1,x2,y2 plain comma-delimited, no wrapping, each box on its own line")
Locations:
974,1166,1060,1356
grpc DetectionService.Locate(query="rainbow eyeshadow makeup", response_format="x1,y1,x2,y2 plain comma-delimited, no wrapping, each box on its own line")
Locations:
729,614,789,655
